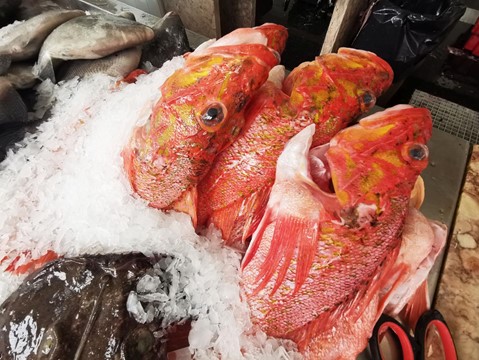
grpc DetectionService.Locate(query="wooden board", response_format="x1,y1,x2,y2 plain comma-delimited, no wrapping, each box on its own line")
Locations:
219,0,255,36
321,0,369,54
163,0,220,39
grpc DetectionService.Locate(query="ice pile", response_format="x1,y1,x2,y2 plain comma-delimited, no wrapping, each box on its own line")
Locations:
0,57,300,359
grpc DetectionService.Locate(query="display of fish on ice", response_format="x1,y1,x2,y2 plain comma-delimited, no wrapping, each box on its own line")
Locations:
197,48,394,248
241,106,446,358
122,23,288,224
0,17,451,359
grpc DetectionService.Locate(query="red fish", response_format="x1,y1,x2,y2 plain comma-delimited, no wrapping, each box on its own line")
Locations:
197,48,393,246
122,24,287,223
241,105,434,356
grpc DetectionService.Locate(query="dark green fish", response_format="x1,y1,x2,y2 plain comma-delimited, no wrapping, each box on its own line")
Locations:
0,254,173,360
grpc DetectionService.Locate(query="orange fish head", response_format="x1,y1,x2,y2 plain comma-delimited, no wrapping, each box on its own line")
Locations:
159,49,276,139
282,48,394,146
124,25,287,211
326,105,432,213
156,24,287,147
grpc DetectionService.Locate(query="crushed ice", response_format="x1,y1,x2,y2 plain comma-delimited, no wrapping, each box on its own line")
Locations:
0,56,300,359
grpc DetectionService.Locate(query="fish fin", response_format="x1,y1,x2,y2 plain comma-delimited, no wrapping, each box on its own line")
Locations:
205,185,271,247
168,187,198,227
116,69,147,86
33,53,57,83
400,280,430,329
239,187,272,242
289,246,404,348
2,250,58,275
246,212,319,296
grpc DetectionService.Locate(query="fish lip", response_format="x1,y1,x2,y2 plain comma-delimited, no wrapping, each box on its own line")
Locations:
310,144,334,193
309,144,341,212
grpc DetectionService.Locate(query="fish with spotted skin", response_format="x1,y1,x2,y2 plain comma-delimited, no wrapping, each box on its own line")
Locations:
241,105,436,358
122,23,288,224
197,48,394,248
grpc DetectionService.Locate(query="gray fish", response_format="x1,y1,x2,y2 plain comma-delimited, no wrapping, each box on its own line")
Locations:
56,46,142,82
0,9,85,65
117,10,136,21
2,62,37,89
35,13,155,82
0,254,172,359
141,11,191,70
0,78,27,126
17,0,78,20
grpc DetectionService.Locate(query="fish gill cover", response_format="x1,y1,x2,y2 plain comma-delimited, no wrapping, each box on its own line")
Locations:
0,57,300,359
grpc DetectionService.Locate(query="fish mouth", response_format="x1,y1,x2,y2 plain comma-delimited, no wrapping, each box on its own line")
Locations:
310,147,380,228
308,143,342,213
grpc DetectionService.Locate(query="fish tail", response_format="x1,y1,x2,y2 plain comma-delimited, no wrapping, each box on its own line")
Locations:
169,187,198,227
400,280,430,329
204,185,271,247
34,52,56,83
1,250,58,275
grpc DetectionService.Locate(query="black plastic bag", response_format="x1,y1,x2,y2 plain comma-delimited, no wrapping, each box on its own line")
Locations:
351,0,466,81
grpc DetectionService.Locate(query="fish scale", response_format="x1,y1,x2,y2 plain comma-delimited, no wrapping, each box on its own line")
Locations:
242,200,408,338
241,106,433,355
197,48,394,247
123,24,288,222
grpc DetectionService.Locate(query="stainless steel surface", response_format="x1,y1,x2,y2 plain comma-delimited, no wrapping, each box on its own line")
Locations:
357,110,471,359
422,128,471,302
77,0,209,48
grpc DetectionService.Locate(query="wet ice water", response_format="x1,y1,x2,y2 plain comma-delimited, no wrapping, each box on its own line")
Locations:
0,57,300,359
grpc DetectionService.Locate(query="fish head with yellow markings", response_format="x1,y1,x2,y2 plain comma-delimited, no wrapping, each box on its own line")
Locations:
326,104,432,224
283,48,394,147
123,24,287,216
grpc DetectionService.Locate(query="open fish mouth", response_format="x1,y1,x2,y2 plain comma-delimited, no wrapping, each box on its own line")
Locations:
308,142,380,228
303,104,432,228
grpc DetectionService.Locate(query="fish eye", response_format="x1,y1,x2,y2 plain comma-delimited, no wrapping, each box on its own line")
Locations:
408,144,428,161
362,92,375,105
199,103,226,130
403,143,428,162
124,326,155,358
359,91,376,111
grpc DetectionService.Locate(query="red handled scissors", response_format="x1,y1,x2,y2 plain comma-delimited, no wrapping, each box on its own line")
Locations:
369,309,457,360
